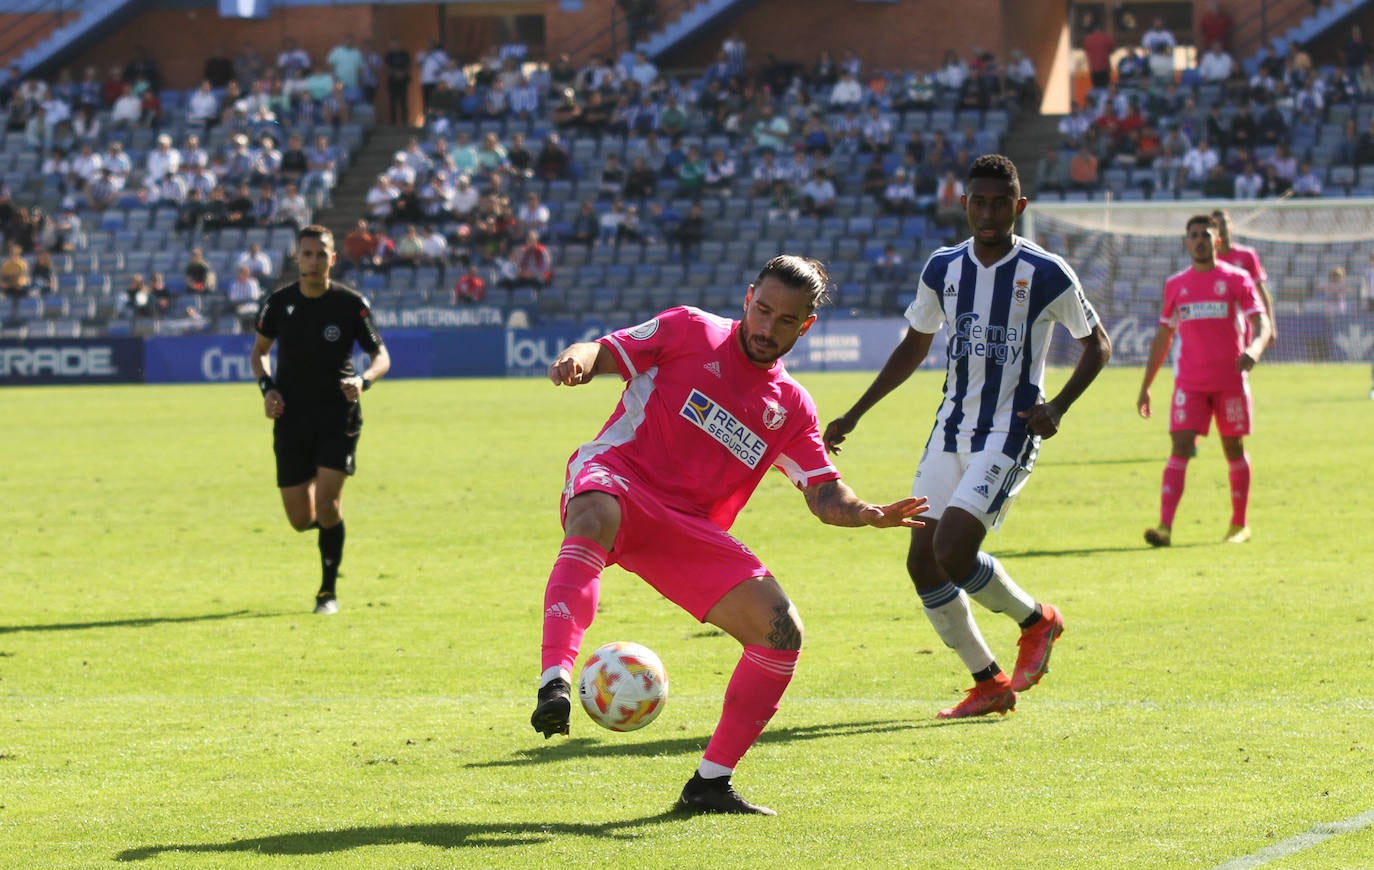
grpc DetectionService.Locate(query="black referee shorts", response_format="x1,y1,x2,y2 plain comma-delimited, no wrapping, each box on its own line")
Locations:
273,405,362,488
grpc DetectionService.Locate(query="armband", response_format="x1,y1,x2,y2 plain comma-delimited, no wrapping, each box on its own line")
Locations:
257,376,275,396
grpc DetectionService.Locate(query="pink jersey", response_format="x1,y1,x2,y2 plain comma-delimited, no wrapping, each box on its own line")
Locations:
1217,243,1267,284
1160,261,1264,391
570,306,839,531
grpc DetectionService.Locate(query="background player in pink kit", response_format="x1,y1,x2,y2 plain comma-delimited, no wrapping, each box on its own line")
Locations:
1213,208,1277,347
531,255,927,816
1138,215,1273,547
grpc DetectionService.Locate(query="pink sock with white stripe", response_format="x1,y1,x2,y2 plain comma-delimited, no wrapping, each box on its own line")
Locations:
702,645,800,771
540,537,606,677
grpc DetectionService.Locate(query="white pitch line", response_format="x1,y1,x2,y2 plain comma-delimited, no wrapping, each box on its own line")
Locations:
1214,807,1374,870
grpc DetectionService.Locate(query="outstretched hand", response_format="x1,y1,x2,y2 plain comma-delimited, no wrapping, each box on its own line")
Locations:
822,416,856,454
860,496,928,528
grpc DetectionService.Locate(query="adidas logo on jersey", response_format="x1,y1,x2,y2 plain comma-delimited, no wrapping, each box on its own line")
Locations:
973,484,990,497
703,361,721,377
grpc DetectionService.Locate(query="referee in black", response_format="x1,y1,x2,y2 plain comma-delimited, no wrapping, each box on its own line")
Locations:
250,225,391,614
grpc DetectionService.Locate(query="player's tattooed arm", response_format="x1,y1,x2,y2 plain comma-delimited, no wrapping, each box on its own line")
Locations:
803,480,928,529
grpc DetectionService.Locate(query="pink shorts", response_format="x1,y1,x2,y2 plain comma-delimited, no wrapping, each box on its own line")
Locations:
562,460,769,621
1169,385,1252,437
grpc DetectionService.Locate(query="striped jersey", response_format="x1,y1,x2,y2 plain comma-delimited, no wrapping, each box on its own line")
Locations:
567,306,840,531
907,235,1100,462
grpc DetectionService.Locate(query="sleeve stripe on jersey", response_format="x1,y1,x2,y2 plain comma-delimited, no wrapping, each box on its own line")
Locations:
774,453,839,488
602,335,640,378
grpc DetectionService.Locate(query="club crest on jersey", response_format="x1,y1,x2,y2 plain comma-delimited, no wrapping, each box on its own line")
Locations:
680,389,767,468
323,324,341,342
1013,279,1030,305
761,399,786,430
626,318,660,340
286,304,295,316
1214,280,1227,296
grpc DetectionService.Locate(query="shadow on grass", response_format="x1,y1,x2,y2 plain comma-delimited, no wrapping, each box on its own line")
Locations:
998,541,1214,557
0,610,279,635
115,812,689,861
470,718,916,769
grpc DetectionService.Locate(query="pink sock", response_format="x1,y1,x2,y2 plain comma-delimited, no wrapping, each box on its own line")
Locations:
1228,453,1251,527
1161,456,1188,527
540,537,606,675
702,646,800,770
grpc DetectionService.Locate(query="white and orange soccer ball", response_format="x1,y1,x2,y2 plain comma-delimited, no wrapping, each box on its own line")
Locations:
578,641,669,732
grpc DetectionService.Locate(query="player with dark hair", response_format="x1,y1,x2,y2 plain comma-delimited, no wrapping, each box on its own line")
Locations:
823,154,1112,719
1212,209,1276,347
1138,215,1271,546
531,254,927,815
250,225,391,614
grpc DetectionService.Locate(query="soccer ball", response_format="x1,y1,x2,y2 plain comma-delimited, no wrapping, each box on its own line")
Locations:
578,641,669,732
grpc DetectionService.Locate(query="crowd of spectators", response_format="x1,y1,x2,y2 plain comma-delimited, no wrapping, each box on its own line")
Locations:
342,34,1031,307
1043,7,1374,201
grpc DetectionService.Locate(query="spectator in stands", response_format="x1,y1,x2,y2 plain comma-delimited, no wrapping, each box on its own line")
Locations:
1234,159,1265,199
188,80,220,129
29,249,56,295
454,262,485,303
176,188,206,233
1182,139,1220,188
366,175,399,222
1005,49,1038,106
871,244,905,282
1267,142,1297,190
122,273,155,318
617,203,644,246
517,191,551,238
234,42,263,90
704,147,736,197
1198,0,1233,52
421,225,450,268
249,135,282,187
512,230,552,289
1344,24,1369,73
857,152,887,202
1068,144,1099,194
1226,103,1258,156
1059,101,1092,150
751,104,790,154
1291,160,1323,197
1081,17,1115,91
343,220,377,273
1202,163,1234,198
567,200,598,249
225,184,255,228
674,201,705,263
1,242,29,319
1035,145,1069,196
109,84,142,129
881,167,918,215
676,145,707,198
383,37,412,125
327,34,365,95
598,199,625,246
535,132,571,180
799,168,836,217
1197,42,1235,84
225,263,262,329
85,168,118,211
184,248,217,294
450,174,480,221
51,205,83,252
1255,99,1289,147
1355,117,1374,166
395,224,425,265
237,243,274,281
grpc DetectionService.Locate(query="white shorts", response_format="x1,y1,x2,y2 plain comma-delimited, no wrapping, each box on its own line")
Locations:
912,448,1033,531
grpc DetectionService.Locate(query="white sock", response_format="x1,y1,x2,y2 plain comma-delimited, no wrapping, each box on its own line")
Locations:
919,583,995,674
540,666,571,688
961,552,1036,624
698,760,733,780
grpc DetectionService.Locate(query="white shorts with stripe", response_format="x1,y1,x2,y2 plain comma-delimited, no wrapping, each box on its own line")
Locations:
911,447,1033,531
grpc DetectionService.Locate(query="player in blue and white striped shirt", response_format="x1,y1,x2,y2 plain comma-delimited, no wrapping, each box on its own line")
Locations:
825,154,1112,719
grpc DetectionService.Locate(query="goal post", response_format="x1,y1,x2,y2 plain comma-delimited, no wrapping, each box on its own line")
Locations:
1021,197,1374,372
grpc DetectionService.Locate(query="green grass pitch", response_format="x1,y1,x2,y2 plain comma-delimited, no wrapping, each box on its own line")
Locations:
1,363,1372,868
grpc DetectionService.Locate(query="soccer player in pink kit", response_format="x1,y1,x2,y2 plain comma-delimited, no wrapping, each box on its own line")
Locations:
1138,215,1272,546
1213,208,1277,347
531,255,927,815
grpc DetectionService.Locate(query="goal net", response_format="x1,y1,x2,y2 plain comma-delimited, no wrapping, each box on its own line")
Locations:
1021,198,1374,369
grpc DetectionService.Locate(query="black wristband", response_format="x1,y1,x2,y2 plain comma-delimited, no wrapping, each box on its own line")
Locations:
258,376,274,396
361,376,372,391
